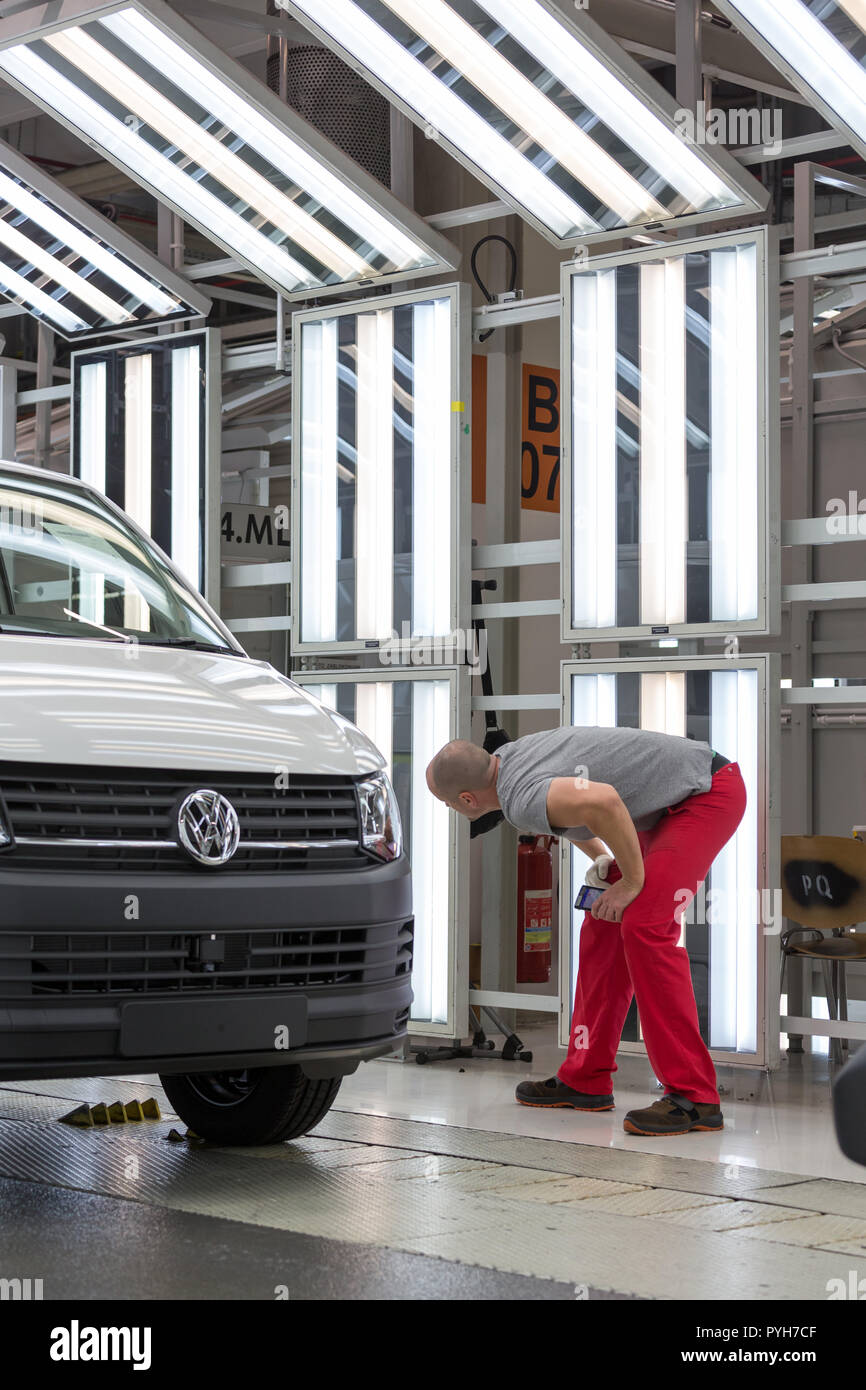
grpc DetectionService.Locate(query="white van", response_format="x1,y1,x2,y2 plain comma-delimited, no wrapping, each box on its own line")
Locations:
0,461,412,1144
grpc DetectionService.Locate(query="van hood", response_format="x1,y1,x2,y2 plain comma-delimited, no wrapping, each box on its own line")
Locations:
0,636,385,776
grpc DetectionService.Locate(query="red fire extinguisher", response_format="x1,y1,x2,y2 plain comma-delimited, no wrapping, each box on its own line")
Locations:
517,834,555,984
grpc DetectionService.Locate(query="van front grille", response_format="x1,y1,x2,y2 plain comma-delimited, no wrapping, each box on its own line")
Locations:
0,764,369,873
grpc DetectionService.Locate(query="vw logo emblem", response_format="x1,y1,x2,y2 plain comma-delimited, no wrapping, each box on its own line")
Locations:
177,789,240,867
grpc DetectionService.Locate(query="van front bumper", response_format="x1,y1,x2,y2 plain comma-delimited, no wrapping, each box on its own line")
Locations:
0,856,413,1081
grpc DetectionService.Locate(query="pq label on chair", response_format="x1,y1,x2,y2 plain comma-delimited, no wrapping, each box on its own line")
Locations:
781,836,866,930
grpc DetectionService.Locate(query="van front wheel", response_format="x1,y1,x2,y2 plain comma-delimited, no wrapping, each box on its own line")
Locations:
158,1065,341,1145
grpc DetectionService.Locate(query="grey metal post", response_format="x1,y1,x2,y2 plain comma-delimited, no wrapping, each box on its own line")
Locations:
0,364,17,461
479,216,523,1009
786,162,817,1050
676,0,703,120
34,322,54,471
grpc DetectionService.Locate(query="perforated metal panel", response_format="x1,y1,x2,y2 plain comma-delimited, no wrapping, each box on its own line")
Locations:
268,43,391,187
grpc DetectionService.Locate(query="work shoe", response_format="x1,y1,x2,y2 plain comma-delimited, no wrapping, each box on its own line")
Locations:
623,1094,723,1136
515,1077,614,1111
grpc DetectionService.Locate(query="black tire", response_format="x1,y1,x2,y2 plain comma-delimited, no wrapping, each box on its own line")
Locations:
158,1065,341,1146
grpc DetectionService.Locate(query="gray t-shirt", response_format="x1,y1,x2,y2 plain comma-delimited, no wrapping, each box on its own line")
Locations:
495,726,715,842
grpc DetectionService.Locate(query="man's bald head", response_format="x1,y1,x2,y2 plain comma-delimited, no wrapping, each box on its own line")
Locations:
426,740,499,820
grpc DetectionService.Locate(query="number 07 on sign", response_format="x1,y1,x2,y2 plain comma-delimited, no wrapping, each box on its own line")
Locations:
521,363,561,513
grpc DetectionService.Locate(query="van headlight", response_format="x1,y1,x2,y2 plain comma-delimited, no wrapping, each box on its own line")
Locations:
357,773,403,862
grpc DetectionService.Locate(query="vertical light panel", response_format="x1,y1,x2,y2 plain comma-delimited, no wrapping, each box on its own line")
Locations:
170,343,201,589
639,259,686,627
571,269,617,630
293,285,466,654
300,318,338,643
355,311,394,641
710,668,759,1053
411,297,451,638
410,677,451,1025
355,681,393,780
561,659,769,1063
711,244,759,622
563,231,768,641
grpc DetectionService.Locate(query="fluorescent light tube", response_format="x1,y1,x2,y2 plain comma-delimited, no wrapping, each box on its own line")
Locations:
355,681,393,779
640,671,685,735
355,311,394,642
171,344,201,589
78,362,107,497
571,268,617,629
78,359,107,625
123,353,152,631
640,259,686,626
711,245,759,622
410,678,451,1024
300,320,338,642
710,667,758,1053
411,299,452,637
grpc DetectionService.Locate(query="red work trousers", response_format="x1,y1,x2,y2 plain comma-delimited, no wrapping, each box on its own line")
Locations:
557,762,747,1106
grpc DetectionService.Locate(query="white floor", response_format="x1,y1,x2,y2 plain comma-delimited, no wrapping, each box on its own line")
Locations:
338,1026,866,1185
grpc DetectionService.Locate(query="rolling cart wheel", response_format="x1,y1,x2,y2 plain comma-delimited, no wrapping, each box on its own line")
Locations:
520,1051,533,1064
415,1052,429,1065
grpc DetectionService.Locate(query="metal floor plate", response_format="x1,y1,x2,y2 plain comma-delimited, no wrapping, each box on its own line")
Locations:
2,1082,866,1300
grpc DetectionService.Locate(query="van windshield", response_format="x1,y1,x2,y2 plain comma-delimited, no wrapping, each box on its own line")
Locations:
0,468,235,651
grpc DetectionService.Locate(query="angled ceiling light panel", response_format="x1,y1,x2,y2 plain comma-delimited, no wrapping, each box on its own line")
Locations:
0,0,455,300
277,0,767,248
0,137,209,339
714,1,866,161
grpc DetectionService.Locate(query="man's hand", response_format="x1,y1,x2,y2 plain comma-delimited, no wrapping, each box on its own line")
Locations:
591,878,642,923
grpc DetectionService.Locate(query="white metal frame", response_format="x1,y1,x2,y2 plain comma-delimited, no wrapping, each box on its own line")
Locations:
291,281,471,657
279,0,768,249
70,326,222,604
291,663,470,1040
0,0,458,299
561,227,779,643
558,654,781,1071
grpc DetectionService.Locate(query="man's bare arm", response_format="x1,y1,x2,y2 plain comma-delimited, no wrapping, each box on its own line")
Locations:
571,835,609,860
547,779,644,890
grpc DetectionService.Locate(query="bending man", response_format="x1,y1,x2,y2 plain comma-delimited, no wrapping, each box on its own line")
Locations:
426,726,746,1137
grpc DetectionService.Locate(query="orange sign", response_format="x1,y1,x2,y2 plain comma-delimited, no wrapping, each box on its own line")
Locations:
521,363,561,513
